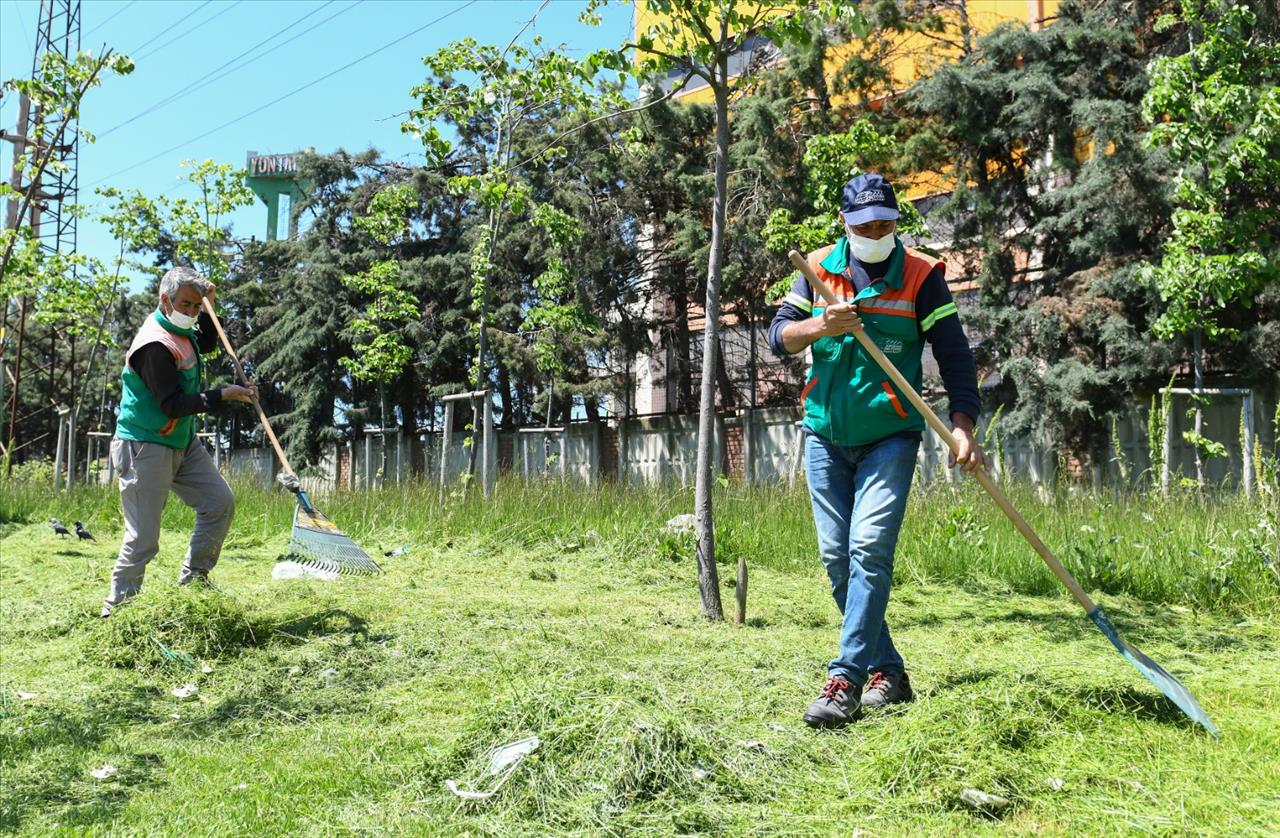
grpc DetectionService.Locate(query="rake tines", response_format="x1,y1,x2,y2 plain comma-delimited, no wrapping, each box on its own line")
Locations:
285,491,383,577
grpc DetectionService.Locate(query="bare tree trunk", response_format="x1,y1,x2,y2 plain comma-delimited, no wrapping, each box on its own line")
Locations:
694,67,730,622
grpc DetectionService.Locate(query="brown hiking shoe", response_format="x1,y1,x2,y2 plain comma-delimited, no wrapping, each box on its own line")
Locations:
861,670,914,708
803,675,863,728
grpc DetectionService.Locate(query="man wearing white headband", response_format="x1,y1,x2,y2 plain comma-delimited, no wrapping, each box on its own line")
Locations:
769,173,986,728
102,266,256,616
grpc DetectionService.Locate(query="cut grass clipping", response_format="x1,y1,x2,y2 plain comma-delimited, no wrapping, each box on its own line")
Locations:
1,480,1276,834
85,587,261,671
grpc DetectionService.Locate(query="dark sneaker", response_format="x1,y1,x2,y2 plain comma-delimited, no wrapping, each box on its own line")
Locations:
179,572,216,590
861,670,914,708
803,675,863,728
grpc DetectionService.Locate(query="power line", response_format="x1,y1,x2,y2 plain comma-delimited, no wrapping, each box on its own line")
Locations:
83,1,137,40
135,0,243,61
98,0,349,140
130,1,212,56
11,0,34,55
91,0,479,188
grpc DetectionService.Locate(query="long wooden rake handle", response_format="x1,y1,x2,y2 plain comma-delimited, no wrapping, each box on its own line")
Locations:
786,250,1097,614
201,297,298,478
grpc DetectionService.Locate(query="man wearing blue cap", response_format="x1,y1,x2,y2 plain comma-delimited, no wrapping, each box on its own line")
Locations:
768,173,985,728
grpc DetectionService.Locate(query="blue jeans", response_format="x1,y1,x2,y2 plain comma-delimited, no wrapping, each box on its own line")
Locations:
805,431,919,685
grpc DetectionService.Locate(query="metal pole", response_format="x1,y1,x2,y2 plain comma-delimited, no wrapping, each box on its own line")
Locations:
1242,391,1256,498
65,409,76,491
53,414,66,487
559,432,567,481
591,422,601,486
616,419,627,483
364,429,373,490
482,392,494,498
439,401,454,503
84,426,94,486
1162,394,1174,496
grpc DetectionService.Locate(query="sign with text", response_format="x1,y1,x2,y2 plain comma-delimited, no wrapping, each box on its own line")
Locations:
247,153,299,177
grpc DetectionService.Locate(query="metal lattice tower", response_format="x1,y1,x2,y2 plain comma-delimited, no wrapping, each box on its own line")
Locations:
1,0,82,461
24,0,82,257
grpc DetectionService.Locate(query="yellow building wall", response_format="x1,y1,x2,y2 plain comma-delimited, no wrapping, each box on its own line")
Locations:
635,1,1063,194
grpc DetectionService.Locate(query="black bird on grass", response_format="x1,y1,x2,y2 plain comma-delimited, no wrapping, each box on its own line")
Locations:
74,521,96,542
50,518,71,537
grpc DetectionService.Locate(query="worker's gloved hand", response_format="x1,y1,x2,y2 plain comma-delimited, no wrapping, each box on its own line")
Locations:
221,384,257,403
276,472,302,493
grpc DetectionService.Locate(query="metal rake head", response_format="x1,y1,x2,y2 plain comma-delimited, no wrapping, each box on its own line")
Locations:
286,495,383,576
1089,607,1219,737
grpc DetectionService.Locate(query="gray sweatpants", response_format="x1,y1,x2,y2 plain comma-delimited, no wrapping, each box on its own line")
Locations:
103,437,235,613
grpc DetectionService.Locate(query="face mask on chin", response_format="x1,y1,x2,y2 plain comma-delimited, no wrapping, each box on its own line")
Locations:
847,231,896,263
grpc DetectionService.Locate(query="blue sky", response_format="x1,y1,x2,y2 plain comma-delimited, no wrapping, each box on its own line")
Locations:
0,0,635,288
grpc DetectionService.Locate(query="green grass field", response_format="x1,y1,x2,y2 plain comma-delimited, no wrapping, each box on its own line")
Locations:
2,479,1278,835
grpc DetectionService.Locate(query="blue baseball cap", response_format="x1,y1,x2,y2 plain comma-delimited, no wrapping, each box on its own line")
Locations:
840,173,899,226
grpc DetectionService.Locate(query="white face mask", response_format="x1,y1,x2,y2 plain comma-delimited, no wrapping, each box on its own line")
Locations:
162,300,198,330
847,231,896,264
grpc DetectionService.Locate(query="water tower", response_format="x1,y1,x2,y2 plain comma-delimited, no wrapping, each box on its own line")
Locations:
244,149,310,240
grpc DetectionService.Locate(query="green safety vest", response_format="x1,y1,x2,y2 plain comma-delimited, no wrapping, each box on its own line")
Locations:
800,240,942,447
116,311,203,449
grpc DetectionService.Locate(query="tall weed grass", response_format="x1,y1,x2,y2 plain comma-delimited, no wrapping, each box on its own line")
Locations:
2,473,1275,616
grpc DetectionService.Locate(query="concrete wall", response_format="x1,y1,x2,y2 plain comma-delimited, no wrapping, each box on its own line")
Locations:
210,389,1276,494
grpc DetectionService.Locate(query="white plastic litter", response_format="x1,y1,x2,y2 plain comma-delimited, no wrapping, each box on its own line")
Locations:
90,764,118,780
272,560,338,582
200,662,214,674
320,668,339,684
445,736,540,800
1048,777,1066,792
960,788,1010,813
15,691,38,701
663,514,696,534
171,683,198,700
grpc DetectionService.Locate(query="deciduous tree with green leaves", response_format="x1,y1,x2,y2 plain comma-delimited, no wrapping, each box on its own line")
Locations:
340,183,420,479
1140,0,1280,485
1,47,133,469
585,0,865,620
403,27,624,431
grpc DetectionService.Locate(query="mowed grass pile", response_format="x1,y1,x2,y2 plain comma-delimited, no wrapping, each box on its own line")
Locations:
2,476,1278,834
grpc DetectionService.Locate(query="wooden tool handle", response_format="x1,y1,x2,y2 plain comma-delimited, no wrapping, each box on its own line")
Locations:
785,250,1096,613
201,297,297,478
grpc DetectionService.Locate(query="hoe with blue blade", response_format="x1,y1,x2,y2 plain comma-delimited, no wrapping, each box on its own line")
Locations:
788,251,1217,736
202,299,382,577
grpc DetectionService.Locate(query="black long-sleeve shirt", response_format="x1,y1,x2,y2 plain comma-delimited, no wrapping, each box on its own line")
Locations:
768,251,981,425
130,310,223,419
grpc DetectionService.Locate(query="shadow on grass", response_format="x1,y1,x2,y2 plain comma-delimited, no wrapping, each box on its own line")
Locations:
920,600,1253,656
1070,682,1205,732
266,608,370,644
0,686,166,832
929,669,1003,691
